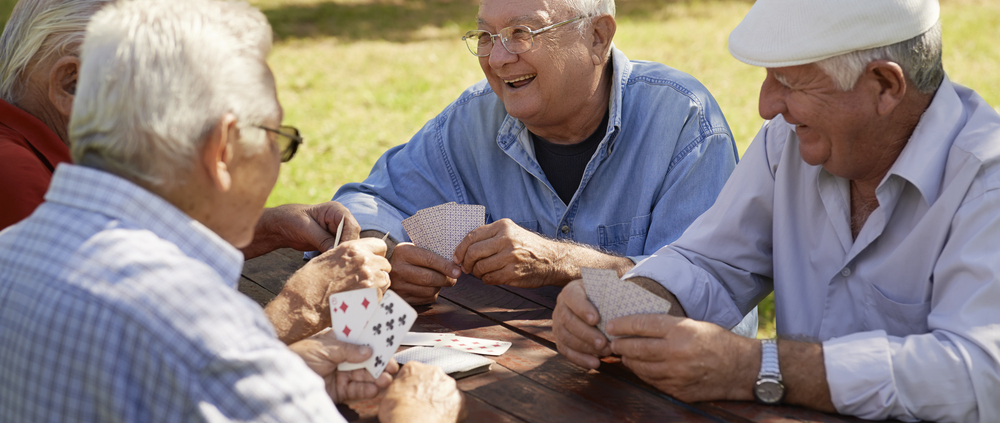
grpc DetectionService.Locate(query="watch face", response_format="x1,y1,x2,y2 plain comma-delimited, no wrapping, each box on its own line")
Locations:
754,379,785,404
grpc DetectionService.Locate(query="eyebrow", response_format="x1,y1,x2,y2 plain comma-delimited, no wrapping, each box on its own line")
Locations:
477,15,543,28
773,72,792,88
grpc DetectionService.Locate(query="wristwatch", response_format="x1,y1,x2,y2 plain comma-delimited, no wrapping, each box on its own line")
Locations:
754,339,785,404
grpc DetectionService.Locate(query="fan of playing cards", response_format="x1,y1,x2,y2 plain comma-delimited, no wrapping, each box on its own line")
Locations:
581,267,673,340
330,288,417,378
402,202,486,259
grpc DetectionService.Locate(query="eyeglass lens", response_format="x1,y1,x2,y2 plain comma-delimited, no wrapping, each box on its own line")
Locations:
276,127,300,162
466,26,534,57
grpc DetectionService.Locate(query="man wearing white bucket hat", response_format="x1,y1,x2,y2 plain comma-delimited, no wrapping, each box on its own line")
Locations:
553,0,1000,421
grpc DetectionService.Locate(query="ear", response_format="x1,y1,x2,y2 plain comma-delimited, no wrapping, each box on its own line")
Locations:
201,113,239,193
47,56,79,119
589,14,616,66
866,60,907,116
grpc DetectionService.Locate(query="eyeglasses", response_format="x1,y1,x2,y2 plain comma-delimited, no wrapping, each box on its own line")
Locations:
258,125,303,162
462,16,585,57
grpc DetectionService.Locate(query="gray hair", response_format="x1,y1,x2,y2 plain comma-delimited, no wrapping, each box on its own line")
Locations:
69,0,279,189
815,21,944,95
558,0,615,50
0,0,111,104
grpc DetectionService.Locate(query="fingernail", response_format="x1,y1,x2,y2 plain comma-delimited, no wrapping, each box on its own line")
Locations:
587,313,596,323
594,338,603,348
360,346,371,355
451,268,461,278
606,322,614,332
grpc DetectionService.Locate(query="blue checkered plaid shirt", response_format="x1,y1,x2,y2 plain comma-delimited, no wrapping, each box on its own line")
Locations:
0,164,346,422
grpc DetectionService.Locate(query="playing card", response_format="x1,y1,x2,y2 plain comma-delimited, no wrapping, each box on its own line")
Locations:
402,202,485,259
581,267,614,310
338,290,417,378
402,332,455,346
329,288,380,343
429,335,511,356
394,346,494,379
332,216,345,248
580,267,672,340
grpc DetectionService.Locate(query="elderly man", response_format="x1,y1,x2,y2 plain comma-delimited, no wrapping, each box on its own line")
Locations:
0,1,464,421
0,0,357,261
331,0,756,335
554,0,1000,421
0,0,373,345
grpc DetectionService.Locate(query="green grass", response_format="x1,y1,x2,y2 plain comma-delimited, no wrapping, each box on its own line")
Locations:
3,0,998,338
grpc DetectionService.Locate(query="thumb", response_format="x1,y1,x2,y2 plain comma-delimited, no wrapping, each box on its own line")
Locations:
331,342,373,365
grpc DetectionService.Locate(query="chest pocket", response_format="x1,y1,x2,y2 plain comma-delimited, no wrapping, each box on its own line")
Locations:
598,214,650,256
861,278,931,337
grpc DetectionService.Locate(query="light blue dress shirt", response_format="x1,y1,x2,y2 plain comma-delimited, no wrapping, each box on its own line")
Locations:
333,47,756,336
626,78,1000,422
0,164,344,422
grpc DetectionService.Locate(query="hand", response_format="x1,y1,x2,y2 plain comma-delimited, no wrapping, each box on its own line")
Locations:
288,329,398,403
379,361,466,423
452,219,565,288
266,238,391,343
244,202,361,259
388,243,461,305
607,314,756,403
553,280,612,369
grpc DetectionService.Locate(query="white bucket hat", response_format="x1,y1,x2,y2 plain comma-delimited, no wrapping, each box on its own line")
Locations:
728,0,940,67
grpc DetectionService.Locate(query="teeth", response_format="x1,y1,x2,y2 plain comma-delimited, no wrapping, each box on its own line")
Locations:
504,74,536,84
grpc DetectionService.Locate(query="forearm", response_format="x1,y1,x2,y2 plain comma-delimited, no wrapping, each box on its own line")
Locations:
778,339,835,412
550,241,634,286
242,207,283,259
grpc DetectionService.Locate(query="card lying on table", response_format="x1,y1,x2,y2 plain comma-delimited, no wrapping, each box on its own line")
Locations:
401,202,486,259
401,333,512,356
581,267,672,340
332,289,416,378
394,346,495,379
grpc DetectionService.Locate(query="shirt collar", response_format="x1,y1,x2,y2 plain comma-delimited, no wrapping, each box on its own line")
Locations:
0,98,72,171
44,164,244,287
883,76,963,205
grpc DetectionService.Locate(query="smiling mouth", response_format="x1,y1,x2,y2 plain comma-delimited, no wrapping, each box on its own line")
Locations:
504,74,536,88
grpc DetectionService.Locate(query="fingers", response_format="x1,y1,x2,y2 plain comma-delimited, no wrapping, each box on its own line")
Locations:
340,237,388,258
390,244,460,305
605,313,680,339
310,201,361,242
553,280,609,369
452,221,500,269
395,243,460,279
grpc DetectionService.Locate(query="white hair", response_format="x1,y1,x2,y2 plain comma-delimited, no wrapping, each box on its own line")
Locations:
0,0,111,104
815,21,944,95
561,0,616,36
69,0,279,189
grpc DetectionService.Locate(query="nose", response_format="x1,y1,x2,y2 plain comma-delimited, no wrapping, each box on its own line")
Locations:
488,39,517,69
758,70,787,120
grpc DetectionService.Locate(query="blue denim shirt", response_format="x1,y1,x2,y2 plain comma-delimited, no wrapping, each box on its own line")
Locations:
335,47,739,262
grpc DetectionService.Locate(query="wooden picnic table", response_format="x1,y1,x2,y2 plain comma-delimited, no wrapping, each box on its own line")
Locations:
240,248,874,423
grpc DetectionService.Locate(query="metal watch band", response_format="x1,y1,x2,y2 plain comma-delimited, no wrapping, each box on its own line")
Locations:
758,339,781,380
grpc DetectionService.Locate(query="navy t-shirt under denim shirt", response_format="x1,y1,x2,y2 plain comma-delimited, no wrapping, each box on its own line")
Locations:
531,110,610,205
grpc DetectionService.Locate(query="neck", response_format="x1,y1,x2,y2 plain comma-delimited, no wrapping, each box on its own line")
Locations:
525,61,613,144
14,89,70,147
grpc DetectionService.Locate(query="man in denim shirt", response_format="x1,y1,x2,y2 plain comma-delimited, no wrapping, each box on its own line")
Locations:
333,0,755,335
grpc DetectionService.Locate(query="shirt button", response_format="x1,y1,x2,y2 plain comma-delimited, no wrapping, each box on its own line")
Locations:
560,225,570,234
841,267,851,277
